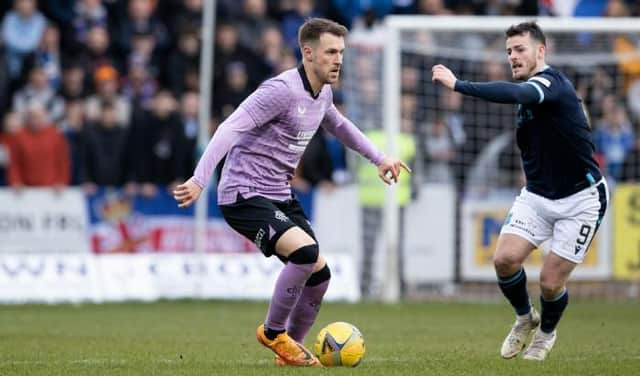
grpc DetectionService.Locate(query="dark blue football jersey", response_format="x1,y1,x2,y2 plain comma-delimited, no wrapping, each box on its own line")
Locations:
516,66,601,199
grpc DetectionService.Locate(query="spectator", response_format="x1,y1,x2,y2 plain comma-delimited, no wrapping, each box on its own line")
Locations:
59,61,87,101
85,64,131,127
121,59,157,112
59,100,86,185
76,25,117,80
1,0,46,80
178,91,199,176
173,0,203,36
68,0,108,47
620,134,640,182
214,61,252,119
237,0,277,54
0,42,10,114
127,29,162,79
275,47,298,73
348,9,387,47
24,23,62,90
281,0,321,54
126,90,187,195
13,65,65,122
422,115,455,183
214,21,265,90
578,68,614,120
114,0,169,56
165,27,200,97
0,112,22,186
37,0,75,25
593,103,635,180
217,0,244,19
416,0,451,15
256,25,284,75
605,0,630,17
8,103,70,187
439,88,466,146
82,101,128,189
182,65,200,94
329,0,393,28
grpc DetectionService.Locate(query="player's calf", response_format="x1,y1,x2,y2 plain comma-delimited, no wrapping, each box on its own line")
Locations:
286,263,331,343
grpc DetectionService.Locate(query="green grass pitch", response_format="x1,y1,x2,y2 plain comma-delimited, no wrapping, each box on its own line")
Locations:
1,300,638,375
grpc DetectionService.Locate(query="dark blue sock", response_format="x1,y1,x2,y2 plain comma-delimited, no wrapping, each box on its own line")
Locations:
497,268,531,316
540,289,568,333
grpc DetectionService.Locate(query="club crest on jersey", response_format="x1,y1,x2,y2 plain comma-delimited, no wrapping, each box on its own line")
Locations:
297,105,306,115
517,107,533,127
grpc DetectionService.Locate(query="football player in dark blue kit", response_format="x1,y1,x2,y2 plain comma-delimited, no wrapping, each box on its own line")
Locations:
432,21,608,361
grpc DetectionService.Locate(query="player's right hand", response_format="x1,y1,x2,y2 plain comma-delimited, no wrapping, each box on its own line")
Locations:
173,177,203,208
431,64,457,90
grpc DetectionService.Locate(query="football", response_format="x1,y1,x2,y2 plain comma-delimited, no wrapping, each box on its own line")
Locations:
313,321,365,367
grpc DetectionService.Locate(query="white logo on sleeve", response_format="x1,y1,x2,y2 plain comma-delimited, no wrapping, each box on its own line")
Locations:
529,76,551,88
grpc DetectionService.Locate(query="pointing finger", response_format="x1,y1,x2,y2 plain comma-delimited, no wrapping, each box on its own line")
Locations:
399,161,412,173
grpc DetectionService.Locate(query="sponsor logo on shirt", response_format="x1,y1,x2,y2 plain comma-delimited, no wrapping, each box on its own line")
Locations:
287,130,315,152
275,210,289,222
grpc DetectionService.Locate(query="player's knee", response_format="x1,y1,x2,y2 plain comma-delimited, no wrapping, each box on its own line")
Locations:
539,274,564,298
493,251,521,273
287,243,319,265
306,264,331,286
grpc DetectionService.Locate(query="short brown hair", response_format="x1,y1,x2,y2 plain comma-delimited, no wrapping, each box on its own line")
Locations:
505,21,546,46
298,18,347,49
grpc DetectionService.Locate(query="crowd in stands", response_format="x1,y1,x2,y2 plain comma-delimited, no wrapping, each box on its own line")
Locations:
0,0,639,196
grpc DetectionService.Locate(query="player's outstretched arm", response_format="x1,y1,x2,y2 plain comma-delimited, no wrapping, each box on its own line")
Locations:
174,80,290,208
377,157,412,185
172,108,254,208
431,64,541,104
321,103,411,184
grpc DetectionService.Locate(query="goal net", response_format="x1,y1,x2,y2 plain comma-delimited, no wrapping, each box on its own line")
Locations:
342,16,640,301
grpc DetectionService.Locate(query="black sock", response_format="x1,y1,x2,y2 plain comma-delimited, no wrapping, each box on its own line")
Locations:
265,327,286,340
540,289,568,333
497,268,531,316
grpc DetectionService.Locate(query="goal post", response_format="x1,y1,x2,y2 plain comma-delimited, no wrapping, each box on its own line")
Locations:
377,16,640,300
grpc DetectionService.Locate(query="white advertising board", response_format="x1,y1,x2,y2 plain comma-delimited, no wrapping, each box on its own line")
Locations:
0,188,91,253
0,253,359,303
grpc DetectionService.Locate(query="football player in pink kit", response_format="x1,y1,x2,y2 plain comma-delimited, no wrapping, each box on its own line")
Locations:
173,18,410,367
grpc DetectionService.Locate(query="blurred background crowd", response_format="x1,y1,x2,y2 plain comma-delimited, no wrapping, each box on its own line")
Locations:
1,0,639,200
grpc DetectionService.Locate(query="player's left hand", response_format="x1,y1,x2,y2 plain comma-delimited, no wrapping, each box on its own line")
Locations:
431,64,457,90
377,157,412,185
173,177,203,208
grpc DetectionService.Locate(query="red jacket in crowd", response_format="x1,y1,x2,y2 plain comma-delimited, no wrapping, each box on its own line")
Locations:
8,124,70,187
